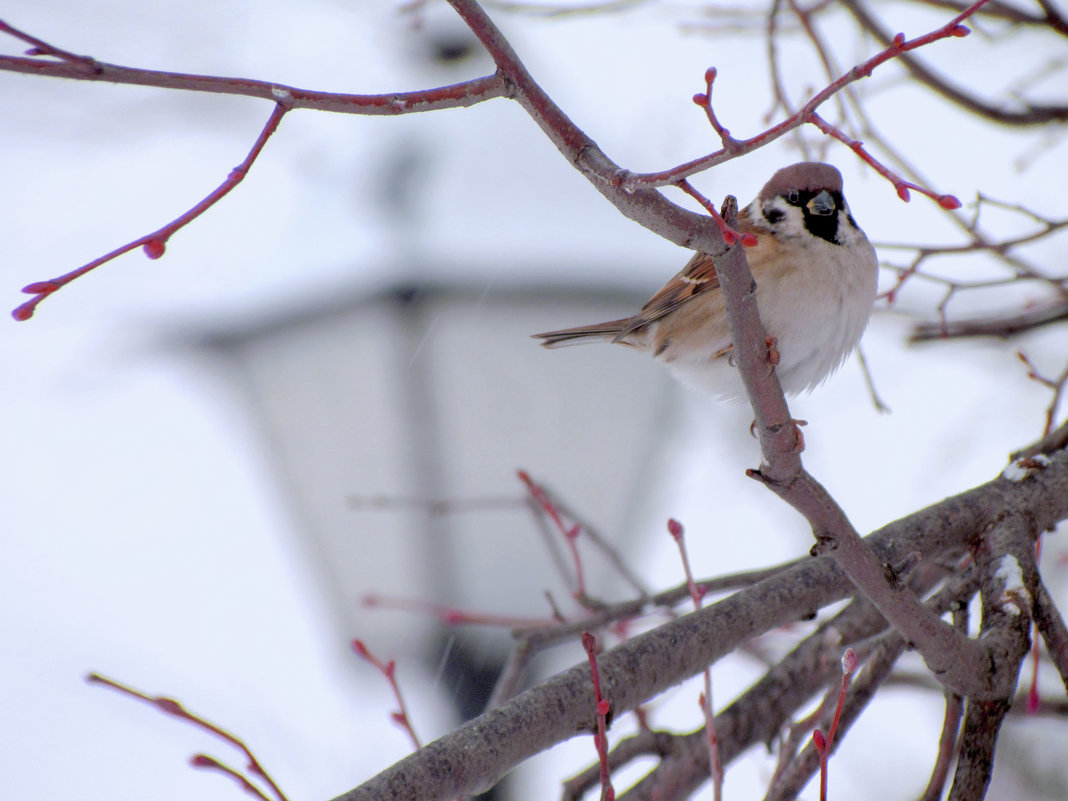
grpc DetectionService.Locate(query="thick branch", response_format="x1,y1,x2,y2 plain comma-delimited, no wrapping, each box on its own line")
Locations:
715,199,1023,701
444,0,727,256
621,564,978,800
333,451,1068,801
948,699,1012,801
945,513,1036,800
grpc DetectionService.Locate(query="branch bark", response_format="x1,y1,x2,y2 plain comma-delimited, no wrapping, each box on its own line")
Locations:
333,450,1068,801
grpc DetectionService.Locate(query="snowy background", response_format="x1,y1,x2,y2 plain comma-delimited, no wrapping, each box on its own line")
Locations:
2,1,1066,800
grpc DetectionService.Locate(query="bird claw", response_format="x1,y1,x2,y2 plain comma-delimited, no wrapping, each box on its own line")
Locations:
751,417,806,451
765,336,780,368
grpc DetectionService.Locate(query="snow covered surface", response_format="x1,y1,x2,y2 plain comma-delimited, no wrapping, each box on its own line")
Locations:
2,1,1066,800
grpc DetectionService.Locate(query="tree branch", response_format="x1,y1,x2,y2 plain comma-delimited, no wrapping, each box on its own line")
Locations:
839,0,1068,125
622,0,994,191
333,450,1068,801
715,194,1027,702
0,21,509,115
945,511,1036,799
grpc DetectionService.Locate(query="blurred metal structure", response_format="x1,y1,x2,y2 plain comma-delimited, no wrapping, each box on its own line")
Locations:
195,278,679,661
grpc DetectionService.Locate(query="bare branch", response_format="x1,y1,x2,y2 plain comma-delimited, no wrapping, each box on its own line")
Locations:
945,511,1036,799
0,21,508,115
333,450,1068,801
947,699,1012,801
1033,576,1068,692
839,0,1068,125
622,0,990,197
908,300,1068,343
12,102,289,319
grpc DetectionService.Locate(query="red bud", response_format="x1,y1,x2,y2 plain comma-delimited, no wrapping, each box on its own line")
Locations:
597,699,611,716
12,305,34,321
938,194,962,210
22,281,60,294
667,518,684,540
154,697,183,715
692,93,707,106
892,32,906,47
705,67,717,84
896,185,911,202
143,238,166,259
841,648,859,674
812,729,826,751
951,24,970,37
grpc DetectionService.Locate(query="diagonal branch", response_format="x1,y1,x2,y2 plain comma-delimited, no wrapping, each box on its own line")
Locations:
713,197,1043,702
333,450,1068,801
622,0,996,190
839,0,1068,125
12,101,289,320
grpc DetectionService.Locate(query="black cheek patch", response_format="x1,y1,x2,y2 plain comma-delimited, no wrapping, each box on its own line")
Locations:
803,210,840,245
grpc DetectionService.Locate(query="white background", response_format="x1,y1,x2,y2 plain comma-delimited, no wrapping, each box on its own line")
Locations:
2,1,1066,800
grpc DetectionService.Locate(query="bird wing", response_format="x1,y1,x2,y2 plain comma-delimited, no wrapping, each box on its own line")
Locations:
615,250,721,339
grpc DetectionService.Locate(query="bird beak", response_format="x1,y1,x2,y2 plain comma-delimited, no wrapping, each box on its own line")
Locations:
807,190,835,216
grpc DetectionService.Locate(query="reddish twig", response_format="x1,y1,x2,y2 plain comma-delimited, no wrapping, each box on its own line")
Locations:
625,0,991,204
86,672,289,801
0,18,98,66
518,470,588,600
675,176,757,247
581,631,615,801
190,755,275,801
668,518,723,800
807,112,960,208
691,67,743,153
351,640,422,750
811,648,859,801
13,102,289,321
839,0,1068,125
361,593,557,629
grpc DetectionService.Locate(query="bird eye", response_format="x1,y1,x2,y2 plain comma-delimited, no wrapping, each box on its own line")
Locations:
786,190,800,204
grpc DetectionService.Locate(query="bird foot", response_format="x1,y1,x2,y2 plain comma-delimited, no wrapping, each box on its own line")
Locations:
765,336,780,368
751,417,808,451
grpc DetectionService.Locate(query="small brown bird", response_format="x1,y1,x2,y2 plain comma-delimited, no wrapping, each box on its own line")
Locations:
534,162,878,399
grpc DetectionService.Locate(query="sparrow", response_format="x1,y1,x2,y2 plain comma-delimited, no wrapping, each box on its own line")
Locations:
533,162,878,400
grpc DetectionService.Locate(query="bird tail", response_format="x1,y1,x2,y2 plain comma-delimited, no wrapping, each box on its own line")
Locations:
532,318,632,348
